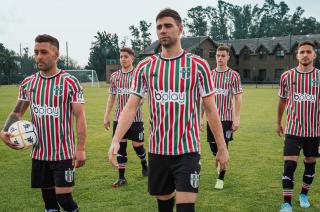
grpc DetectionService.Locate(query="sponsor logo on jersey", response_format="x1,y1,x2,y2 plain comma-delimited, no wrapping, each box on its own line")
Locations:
179,67,191,79
190,171,200,188
213,88,228,95
154,90,185,105
293,93,316,102
32,104,60,117
116,88,131,94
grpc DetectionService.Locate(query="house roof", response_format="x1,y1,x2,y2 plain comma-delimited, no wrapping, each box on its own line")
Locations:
219,34,320,55
142,34,320,56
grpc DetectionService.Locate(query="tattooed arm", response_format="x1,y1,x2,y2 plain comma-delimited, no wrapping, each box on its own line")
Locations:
1,100,29,149
72,103,87,168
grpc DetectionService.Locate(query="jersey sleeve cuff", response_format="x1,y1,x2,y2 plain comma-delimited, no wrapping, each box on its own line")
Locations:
201,91,215,98
130,91,143,98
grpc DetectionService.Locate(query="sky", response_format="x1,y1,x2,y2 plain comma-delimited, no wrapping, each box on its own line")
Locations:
1,0,319,66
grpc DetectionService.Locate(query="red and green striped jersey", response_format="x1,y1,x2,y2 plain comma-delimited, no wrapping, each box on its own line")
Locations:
109,69,143,122
211,68,243,121
279,68,320,137
18,70,85,161
131,51,214,155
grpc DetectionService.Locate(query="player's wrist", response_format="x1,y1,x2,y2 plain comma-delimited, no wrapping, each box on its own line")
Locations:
76,144,85,151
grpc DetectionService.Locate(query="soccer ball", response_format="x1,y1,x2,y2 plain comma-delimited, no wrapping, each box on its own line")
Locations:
8,120,38,149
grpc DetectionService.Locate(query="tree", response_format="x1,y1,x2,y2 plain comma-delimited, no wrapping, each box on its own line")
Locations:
207,1,231,40
139,20,152,52
86,31,120,80
129,20,152,54
184,6,208,36
0,43,19,84
57,55,80,70
19,47,36,76
129,25,142,53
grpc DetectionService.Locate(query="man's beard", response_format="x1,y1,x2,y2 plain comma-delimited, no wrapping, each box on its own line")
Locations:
300,60,313,67
37,62,52,72
160,37,178,48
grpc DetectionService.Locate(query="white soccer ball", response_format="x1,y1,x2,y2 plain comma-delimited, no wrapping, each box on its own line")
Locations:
8,120,38,149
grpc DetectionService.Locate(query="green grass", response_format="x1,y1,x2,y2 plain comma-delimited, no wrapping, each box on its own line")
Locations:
0,85,319,212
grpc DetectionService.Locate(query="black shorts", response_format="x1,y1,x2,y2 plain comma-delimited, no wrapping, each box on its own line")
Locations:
113,121,144,142
283,134,320,157
207,121,233,142
148,153,201,196
31,159,75,188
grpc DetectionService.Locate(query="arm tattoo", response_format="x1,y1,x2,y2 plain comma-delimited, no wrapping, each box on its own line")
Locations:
3,101,28,131
3,113,20,132
13,101,27,113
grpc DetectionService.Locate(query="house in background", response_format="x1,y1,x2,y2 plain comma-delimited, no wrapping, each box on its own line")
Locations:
106,34,320,83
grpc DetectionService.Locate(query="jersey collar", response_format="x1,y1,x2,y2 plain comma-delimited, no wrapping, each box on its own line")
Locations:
159,50,185,61
39,69,62,79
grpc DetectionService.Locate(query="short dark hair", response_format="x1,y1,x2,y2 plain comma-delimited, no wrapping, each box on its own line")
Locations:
120,47,135,56
156,8,182,25
217,44,230,54
35,34,59,50
298,40,315,50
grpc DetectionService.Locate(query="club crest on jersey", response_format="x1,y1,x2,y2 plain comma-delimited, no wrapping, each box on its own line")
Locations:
65,168,74,183
53,86,63,96
179,67,191,79
311,79,319,87
190,171,200,188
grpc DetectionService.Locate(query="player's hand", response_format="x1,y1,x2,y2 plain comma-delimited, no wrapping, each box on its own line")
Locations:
276,124,284,137
200,119,204,132
73,147,86,168
0,130,20,150
216,147,229,171
232,119,240,132
104,117,110,130
108,141,120,167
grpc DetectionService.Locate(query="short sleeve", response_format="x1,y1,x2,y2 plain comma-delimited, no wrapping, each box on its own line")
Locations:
18,80,30,101
231,71,243,94
68,77,85,103
130,60,148,98
197,60,214,97
278,72,288,99
109,74,117,95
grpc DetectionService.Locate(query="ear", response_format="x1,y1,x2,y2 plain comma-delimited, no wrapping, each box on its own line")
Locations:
178,24,184,36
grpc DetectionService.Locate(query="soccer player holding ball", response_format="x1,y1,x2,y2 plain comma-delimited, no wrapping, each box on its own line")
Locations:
108,9,228,212
277,41,320,212
104,47,148,188
0,34,87,212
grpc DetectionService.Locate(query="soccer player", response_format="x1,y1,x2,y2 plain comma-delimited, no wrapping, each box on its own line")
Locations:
108,8,229,212
277,41,320,212
0,34,87,212
201,45,242,190
104,47,148,187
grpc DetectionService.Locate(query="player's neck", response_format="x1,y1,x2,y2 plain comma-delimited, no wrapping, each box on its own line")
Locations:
297,64,314,73
216,66,228,72
40,66,59,77
122,66,133,73
161,43,183,59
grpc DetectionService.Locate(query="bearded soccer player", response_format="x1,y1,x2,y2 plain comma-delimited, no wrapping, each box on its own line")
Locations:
0,34,86,212
201,45,242,190
104,47,148,187
108,9,228,212
277,41,320,212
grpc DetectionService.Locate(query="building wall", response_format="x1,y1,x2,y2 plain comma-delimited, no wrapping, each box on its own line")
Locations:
106,64,121,83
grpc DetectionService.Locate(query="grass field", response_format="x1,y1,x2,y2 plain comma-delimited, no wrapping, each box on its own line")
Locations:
0,84,320,212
